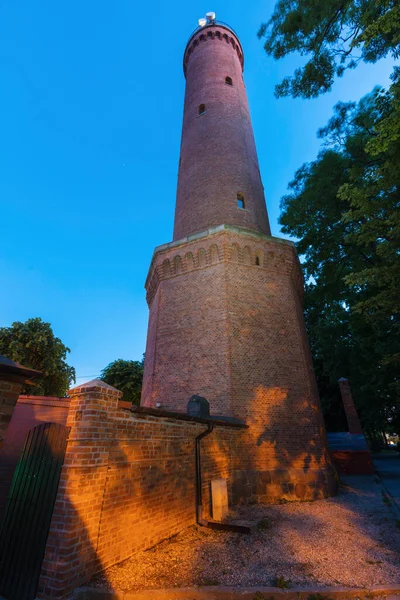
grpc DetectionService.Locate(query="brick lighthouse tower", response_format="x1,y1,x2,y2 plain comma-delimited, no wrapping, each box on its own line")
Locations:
142,14,337,502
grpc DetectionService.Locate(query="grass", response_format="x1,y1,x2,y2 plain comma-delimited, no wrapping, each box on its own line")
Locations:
308,594,333,600
257,517,272,531
273,575,291,589
381,490,392,507
199,577,220,586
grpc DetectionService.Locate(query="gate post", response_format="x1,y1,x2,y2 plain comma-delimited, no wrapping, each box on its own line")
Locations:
37,379,122,599
338,377,363,435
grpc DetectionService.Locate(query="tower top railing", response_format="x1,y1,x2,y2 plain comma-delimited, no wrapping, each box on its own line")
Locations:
183,20,244,63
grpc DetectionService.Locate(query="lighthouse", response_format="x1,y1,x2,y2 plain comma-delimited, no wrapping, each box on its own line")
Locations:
141,14,337,502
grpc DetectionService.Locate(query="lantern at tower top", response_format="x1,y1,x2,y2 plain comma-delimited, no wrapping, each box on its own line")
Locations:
198,12,216,26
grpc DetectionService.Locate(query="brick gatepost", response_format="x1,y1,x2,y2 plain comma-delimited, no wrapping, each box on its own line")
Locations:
141,16,337,502
38,379,121,599
338,377,363,435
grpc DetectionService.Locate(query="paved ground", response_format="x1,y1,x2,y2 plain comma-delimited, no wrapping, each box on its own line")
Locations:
91,473,400,592
76,587,400,600
373,453,400,509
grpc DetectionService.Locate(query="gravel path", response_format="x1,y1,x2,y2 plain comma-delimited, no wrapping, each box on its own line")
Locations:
91,475,400,591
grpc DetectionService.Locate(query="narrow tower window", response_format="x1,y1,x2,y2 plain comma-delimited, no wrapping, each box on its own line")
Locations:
198,104,205,116
225,76,233,86
255,256,260,266
237,193,245,209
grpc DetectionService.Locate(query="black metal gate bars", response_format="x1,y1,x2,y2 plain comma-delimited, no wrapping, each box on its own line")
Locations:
0,422,69,600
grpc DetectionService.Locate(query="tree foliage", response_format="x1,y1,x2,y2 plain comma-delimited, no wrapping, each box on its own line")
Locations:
258,0,400,98
280,74,400,436
0,317,76,396
100,358,144,405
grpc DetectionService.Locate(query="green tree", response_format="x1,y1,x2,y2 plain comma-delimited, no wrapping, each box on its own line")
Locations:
100,358,144,405
258,0,400,98
0,317,76,396
279,76,400,437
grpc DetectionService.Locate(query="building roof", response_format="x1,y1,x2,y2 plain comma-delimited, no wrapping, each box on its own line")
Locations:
0,354,42,380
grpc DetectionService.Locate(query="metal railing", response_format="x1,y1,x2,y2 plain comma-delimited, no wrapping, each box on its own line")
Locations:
184,19,243,58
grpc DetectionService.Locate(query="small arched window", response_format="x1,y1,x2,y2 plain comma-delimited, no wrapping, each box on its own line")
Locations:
198,104,205,116
237,193,245,209
198,249,206,267
255,256,260,266
225,76,233,86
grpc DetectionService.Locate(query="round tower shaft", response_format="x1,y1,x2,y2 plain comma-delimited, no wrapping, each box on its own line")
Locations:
173,23,271,241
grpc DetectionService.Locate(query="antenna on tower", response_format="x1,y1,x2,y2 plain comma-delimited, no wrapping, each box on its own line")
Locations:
198,17,207,27
206,11,216,23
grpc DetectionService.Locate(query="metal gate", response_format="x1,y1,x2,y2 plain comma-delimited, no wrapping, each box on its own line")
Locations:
0,422,69,600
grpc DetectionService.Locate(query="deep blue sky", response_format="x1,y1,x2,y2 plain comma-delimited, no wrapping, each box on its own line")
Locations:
0,1,394,385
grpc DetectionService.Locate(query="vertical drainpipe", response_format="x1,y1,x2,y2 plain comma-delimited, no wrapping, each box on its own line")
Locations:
195,423,214,526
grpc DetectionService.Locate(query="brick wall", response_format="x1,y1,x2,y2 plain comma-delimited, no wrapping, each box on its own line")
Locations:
37,381,240,599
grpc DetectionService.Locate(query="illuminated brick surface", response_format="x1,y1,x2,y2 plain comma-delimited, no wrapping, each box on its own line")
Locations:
142,21,337,506
37,20,337,600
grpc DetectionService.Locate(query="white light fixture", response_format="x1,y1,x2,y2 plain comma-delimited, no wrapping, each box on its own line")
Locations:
206,11,216,22
198,17,207,27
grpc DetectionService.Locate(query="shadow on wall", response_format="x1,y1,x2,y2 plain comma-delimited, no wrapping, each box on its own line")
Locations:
34,375,339,598
232,384,337,503
83,408,398,592
36,380,243,599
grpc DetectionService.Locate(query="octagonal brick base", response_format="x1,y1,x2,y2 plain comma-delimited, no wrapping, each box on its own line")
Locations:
232,466,339,505
142,225,338,502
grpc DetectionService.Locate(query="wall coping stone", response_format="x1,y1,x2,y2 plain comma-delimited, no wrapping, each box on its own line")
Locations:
68,379,122,397
18,395,71,408
131,405,247,428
